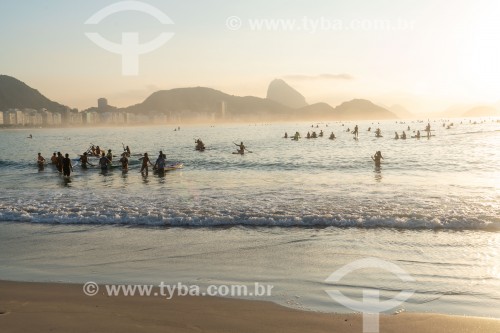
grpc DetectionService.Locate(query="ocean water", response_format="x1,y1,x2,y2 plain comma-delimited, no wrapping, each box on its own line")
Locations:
0,119,499,317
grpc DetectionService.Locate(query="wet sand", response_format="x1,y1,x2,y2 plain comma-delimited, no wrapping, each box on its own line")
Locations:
0,281,499,333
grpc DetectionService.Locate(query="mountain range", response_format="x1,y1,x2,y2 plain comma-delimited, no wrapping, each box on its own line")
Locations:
0,75,68,112
266,79,308,108
1,74,498,121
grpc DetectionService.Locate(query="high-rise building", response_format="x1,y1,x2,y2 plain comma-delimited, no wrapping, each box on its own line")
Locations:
15,109,24,125
3,110,16,125
98,98,108,111
221,101,226,119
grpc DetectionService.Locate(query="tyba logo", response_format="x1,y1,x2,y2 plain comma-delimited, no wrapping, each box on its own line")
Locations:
325,258,415,333
85,1,174,75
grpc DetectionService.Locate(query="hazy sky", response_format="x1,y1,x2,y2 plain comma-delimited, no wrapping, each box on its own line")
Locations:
1,0,500,112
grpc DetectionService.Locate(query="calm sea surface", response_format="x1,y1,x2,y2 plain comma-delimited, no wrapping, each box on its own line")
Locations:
0,119,499,317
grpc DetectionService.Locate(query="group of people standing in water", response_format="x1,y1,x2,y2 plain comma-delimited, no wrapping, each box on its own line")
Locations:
38,122,418,177
282,122,436,167
37,152,73,176
36,142,183,178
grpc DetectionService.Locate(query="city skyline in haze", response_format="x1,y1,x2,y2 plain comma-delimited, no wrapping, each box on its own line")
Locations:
1,0,500,113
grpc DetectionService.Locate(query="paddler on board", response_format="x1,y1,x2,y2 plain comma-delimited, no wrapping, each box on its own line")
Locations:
234,142,246,154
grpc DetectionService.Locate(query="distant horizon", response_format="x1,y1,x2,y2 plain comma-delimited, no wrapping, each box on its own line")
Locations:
3,73,500,119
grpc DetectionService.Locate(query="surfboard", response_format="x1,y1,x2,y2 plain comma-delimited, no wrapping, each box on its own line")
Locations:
163,163,183,171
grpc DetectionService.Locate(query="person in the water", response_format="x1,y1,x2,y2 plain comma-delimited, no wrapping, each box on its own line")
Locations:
119,153,129,170
50,152,57,165
425,123,431,138
79,152,93,168
353,125,359,138
62,153,73,177
234,142,245,154
106,149,113,162
56,152,64,173
37,153,45,167
140,153,153,175
99,152,111,171
195,139,205,151
371,151,384,167
329,132,336,140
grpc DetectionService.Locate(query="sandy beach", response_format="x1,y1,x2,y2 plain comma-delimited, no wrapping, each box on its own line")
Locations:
0,280,498,333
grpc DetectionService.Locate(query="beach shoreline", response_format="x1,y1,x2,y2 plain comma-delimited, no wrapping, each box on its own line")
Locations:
0,280,498,333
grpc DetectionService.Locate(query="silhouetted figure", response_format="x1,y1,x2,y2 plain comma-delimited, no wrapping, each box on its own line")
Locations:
425,123,431,138
37,153,45,168
62,153,73,177
140,153,153,175
99,152,111,171
234,142,245,154
371,151,384,167
195,139,205,151
56,152,63,173
120,154,129,170
79,152,94,168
